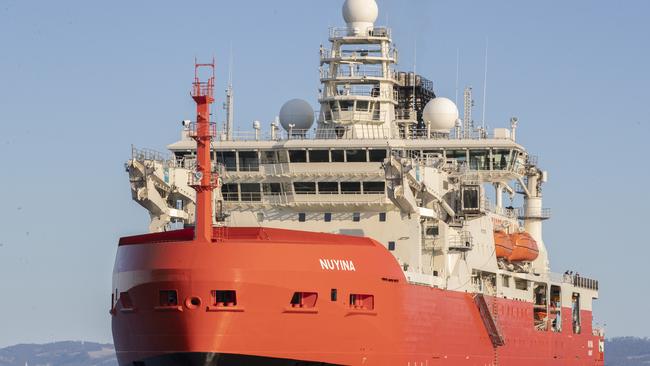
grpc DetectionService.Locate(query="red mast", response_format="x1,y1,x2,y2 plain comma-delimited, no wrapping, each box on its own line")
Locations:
189,60,217,242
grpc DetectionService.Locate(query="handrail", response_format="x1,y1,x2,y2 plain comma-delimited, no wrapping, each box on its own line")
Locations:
328,26,392,39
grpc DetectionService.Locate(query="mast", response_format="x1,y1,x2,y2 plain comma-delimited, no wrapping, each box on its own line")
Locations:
189,60,217,242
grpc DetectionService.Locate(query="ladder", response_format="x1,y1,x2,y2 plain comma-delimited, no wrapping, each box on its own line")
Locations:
473,293,505,347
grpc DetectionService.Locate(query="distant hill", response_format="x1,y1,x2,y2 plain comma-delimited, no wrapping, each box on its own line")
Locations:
0,341,117,366
606,337,650,366
0,338,648,365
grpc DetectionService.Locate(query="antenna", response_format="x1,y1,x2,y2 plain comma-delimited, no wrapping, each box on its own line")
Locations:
412,40,417,111
463,86,473,138
225,46,234,141
455,48,460,106
481,38,488,130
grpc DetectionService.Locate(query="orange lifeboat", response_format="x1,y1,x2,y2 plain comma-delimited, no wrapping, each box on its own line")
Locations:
508,232,539,262
493,231,513,259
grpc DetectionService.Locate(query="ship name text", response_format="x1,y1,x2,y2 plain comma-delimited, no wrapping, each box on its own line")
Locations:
319,259,356,271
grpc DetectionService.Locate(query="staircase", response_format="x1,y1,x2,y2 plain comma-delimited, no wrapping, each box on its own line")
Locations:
473,293,505,348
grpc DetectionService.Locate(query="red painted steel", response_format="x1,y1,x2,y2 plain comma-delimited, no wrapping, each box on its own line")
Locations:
111,227,604,366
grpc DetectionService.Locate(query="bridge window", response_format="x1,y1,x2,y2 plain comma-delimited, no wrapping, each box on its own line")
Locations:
119,292,134,309
318,181,339,194
324,213,332,222
159,290,178,306
216,151,237,171
238,151,259,171
308,149,329,163
492,149,511,170
349,294,374,310
341,182,361,194
446,149,467,164
240,183,261,201
363,181,385,194
221,183,239,201
469,150,489,170
213,290,237,307
294,182,316,194
368,149,387,162
357,100,369,111
331,149,345,162
298,213,306,222
346,149,366,162
288,150,307,163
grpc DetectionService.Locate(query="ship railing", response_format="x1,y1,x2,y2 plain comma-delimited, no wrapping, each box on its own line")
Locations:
515,206,551,220
572,275,599,291
321,110,389,125
131,145,171,163
320,48,397,62
320,68,397,80
328,26,392,39
321,88,397,101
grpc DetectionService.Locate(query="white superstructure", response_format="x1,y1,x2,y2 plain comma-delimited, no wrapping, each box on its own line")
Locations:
125,0,601,337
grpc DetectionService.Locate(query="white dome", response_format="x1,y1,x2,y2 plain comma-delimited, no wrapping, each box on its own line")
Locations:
423,97,459,132
342,0,378,33
279,99,314,131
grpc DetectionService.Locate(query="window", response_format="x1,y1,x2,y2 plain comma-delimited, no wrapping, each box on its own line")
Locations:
469,150,489,170
260,150,278,164
330,288,338,301
501,275,510,288
318,181,338,194
294,182,316,194
446,149,467,164
353,212,361,222
289,292,318,308
308,150,329,163
515,278,528,290
221,183,239,201
240,183,261,201
349,294,374,310
159,290,178,306
213,290,237,306
324,213,332,222
425,226,439,237
388,241,395,251
461,185,480,212
216,151,237,171
379,212,386,222
288,150,307,163
345,149,366,162
492,149,511,170
363,181,385,194
298,213,306,222
330,150,345,162
368,149,387,162
357,100,369,111
262,183,281,195
238,151,259,171
341,182,361,194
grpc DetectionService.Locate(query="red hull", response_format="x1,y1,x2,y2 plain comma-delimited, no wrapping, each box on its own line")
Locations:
112,228,603,366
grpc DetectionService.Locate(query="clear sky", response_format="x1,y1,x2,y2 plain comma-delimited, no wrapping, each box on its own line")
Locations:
0,0,648,347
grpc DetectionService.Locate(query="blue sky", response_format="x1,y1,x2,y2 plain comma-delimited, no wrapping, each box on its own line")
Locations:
0,0,648,347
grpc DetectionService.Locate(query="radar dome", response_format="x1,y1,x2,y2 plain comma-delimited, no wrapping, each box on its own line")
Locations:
423,97,459,132
279,99,314,132
342,0,378,34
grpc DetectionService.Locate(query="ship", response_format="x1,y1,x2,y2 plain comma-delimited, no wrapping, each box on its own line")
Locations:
111,0,605,365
